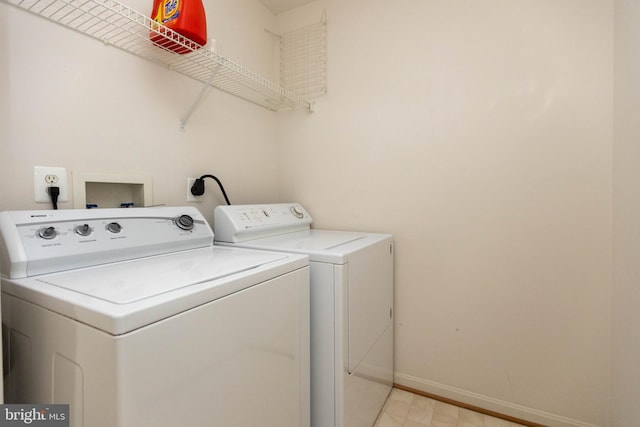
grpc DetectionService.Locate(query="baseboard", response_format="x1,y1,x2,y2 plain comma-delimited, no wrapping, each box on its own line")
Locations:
394,372,601,427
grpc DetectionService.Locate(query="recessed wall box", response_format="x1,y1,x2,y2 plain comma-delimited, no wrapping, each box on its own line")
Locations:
73,173,152,209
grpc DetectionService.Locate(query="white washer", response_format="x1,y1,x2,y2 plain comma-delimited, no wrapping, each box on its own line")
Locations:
0,206,310,427
214,203,393,427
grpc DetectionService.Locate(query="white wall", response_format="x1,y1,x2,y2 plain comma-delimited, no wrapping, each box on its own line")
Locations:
0,0,282,220
612,1,640,426
277,1,613,426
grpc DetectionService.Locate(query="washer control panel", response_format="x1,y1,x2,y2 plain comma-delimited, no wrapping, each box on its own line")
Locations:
214,203,312,243
0,207,212,279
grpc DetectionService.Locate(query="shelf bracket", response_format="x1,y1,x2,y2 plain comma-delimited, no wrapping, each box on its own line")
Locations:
179,63,222,131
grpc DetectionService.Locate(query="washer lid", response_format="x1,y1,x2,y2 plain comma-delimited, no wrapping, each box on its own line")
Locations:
2,246,308,335
229,230,391,264
38,247,287,304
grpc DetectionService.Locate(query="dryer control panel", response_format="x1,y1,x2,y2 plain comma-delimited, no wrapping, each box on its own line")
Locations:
214,203,312,243
0,206,213,279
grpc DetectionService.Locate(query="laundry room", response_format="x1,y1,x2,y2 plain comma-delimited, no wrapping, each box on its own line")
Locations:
1,0,639,427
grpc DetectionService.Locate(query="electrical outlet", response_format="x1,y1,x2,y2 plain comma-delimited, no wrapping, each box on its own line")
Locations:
187,178,202,203
44,174,58,184
34,166,69,203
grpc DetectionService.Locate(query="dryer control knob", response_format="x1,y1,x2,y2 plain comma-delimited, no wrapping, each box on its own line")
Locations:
175,214,194,231
290,206,304,219
38,226,57,240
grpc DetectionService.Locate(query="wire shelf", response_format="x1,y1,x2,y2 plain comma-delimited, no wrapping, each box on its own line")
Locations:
280,17,327,99
2,0,313,112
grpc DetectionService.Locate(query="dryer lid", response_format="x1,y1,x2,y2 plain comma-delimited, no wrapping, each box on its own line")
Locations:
230,230,391,264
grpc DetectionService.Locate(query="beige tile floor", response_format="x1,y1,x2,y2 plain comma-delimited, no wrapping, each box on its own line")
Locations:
374,388,528,427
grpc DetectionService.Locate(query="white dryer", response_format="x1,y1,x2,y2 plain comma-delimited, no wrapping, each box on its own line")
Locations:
0,206,310,427
214,203,393,427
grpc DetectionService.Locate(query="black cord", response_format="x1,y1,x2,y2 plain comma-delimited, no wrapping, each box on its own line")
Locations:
48,186,60,210
191,174,231,205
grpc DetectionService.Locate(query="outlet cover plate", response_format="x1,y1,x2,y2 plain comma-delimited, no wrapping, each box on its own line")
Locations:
34,166,69,203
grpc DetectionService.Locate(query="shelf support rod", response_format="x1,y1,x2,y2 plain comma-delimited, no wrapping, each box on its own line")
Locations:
180,63,222,131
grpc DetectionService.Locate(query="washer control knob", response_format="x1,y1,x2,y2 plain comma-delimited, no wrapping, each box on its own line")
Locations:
175,214,194,231
38,226,57,240
74,224,92,237
106,222,122,234
290,206,304,219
